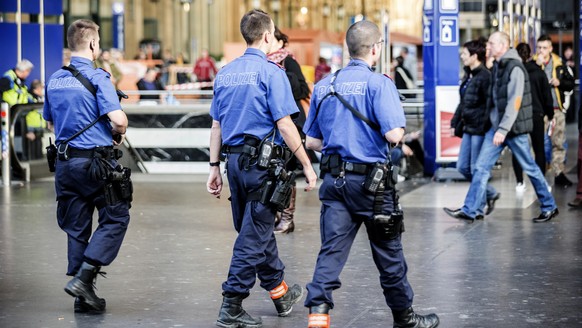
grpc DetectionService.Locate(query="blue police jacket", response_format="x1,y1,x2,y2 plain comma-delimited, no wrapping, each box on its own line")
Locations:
43,57,121,149
210,48,298,146
304,59,406,164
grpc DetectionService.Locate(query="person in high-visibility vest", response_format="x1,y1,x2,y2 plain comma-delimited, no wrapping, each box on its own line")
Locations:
24,79,47,160
0,59,34,106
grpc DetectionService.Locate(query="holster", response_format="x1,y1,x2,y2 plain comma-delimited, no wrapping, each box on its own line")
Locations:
269,171,296,211
104,166,133,206
252,161,294,211
365,211,405,241
365,170,404,241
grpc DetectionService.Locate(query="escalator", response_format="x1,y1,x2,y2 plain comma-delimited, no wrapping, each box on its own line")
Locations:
1,103,52,181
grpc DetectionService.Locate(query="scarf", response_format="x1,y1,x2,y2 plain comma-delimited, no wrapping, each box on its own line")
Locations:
267,48,295,65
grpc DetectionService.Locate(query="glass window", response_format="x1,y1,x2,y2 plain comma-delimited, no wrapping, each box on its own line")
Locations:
460,0,483,12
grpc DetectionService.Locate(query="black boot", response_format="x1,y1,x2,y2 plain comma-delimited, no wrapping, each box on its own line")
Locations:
272,283,303,317
216,293,262,328
64,262,106,312
392,307,439,328
308,303,331,328
74,296,106,313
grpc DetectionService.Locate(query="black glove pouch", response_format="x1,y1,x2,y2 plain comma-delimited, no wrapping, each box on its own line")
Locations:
86,156,111,181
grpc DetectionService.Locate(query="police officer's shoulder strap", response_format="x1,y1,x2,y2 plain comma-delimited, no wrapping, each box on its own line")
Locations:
313,70,381,132
59,65,103,145
62,65,97,97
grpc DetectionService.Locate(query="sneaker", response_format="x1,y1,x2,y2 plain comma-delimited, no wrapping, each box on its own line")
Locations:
515,182,526,193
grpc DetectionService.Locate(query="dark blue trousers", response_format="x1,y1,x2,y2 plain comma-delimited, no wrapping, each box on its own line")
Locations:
305,173,414,310
222,153,285,295
55,158,130,276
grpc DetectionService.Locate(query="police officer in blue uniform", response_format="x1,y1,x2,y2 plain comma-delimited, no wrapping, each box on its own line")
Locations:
303,21,439,328
43,19,130,313
206,9,317,328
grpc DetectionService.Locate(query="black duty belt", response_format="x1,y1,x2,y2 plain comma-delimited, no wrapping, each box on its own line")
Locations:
320,161,372,175
341,162,372,174
67,147,116,159
222,144,246,154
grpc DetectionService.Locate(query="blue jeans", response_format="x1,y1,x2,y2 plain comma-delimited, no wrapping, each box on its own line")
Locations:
462,129,556,218
457,133,497,215
391,147,403,167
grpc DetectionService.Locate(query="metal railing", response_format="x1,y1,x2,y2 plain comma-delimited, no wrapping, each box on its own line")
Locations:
399,88,425,123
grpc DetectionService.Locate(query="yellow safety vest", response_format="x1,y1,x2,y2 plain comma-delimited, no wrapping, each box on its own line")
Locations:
2,70,30,106
25,109,46,130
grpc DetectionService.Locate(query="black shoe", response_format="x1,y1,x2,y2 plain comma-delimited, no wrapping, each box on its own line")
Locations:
308,303,331,328
555,173,573,187
443,207,474,221
74,296,105,313
486,193,501,215
392,307,440,328
216,293,262,328
64,263,106,312
273,284,303,317
568,198,582,207
532,208,559,223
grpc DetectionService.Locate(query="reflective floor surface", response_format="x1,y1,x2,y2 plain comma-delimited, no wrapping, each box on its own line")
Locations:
1,142,581,328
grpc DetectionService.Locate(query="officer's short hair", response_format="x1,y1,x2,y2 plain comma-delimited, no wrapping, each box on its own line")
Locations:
67,19,99,52
346,20,382,58
16,59,34,72
240,9,272,45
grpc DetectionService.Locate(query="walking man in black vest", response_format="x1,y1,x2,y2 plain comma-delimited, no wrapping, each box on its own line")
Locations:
444,31,558,223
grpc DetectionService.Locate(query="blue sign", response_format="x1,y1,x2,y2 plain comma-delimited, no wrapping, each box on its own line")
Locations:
0,0,62,16
439,16,458,46
422,0,460,174
0,0,64,84
439,0,459,13
112,2,125,51
423,16,433,45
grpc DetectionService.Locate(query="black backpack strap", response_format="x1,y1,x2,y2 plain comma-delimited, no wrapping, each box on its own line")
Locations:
59,65,103,144
62,65,97,97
